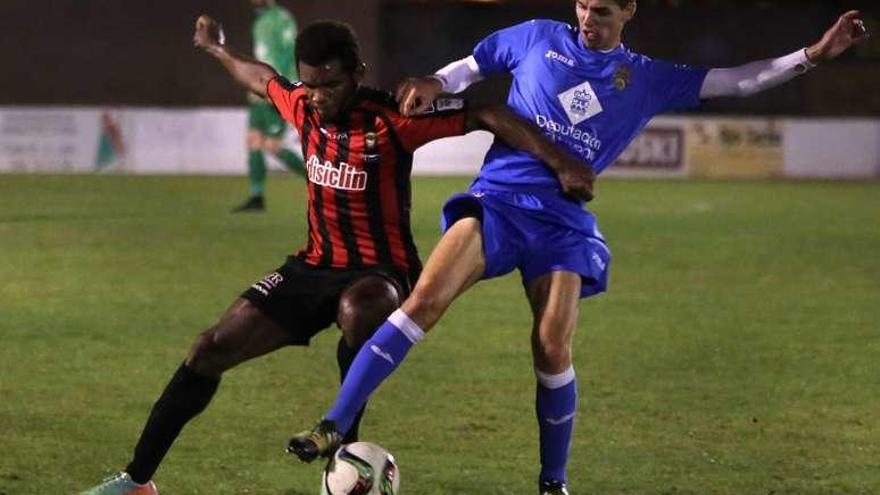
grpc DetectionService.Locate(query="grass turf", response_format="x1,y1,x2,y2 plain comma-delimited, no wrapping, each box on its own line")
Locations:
0,174,878,494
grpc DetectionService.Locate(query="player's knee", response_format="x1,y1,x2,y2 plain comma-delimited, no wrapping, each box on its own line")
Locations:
337,276,400,347
263,137,283,155
246,130,265,150
186,327,235,376
534,338,571,368
533,324,575,368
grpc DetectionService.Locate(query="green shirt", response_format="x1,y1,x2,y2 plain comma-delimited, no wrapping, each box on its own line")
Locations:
253,4,297,80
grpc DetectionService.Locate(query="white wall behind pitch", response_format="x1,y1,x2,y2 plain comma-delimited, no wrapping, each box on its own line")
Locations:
784,119,880,178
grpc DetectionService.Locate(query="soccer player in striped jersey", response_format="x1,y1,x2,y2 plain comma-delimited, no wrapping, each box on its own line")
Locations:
76,16,595,495
288,3,868,494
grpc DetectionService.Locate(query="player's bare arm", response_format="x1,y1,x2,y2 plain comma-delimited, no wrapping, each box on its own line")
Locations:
701,10,869,99
467,105,595,202
193,15,278,98
807,10,869,63
396,77,442,116
397,56,483,116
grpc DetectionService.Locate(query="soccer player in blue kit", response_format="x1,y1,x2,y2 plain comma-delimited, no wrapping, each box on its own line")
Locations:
289,2,869,493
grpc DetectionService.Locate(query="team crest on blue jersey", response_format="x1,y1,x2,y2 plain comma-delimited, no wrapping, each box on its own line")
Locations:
613,66,631,91
558,81,603,125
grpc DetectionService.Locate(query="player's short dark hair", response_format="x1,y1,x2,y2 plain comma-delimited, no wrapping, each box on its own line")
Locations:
614,0,635,7
295,20,362,74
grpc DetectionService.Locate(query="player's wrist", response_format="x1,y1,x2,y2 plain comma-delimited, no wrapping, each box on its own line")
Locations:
206,44,228,58
804,45,823,65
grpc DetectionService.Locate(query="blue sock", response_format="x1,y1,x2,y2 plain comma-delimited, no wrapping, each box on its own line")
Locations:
535,367,577,484
326,309,424,434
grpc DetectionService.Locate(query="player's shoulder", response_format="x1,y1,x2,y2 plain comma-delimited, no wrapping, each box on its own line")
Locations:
518,19,573,37
622,48,699,75
618,47,660,68
354,87,465,122
355,86,399,113
272,76,304,92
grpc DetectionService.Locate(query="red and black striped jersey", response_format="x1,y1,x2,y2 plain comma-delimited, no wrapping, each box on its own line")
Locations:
266,76,468,278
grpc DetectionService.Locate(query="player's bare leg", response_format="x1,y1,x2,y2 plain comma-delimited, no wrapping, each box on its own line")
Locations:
335,275,402,443
401,217,486,329
129,299,291,479
526,271,580,374
288,217,486,461
78,299,292,494
526,271,581,495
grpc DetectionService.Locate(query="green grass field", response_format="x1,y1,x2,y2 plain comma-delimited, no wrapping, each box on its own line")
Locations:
1,174,878,495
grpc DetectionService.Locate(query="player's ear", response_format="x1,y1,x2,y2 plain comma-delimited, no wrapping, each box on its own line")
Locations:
623,1,636,21
353,62,366,84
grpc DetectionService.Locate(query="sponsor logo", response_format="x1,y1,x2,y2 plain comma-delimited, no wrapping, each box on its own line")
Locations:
614,127,684,170
558,81,603,125
545,412,576,425
251,271,284,296
370,345,395,365
534,114,602,161
306,154,368,191
545,49,575,67
319,127,349,141
95,112,126,170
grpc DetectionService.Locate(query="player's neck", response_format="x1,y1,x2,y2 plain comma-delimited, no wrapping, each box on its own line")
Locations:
579,36,623,54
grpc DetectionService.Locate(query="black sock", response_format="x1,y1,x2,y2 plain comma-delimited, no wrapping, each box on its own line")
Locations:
336,338,367,443
126,363,220,483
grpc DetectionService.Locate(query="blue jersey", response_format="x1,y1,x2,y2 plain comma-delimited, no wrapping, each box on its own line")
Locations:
471,19,708,193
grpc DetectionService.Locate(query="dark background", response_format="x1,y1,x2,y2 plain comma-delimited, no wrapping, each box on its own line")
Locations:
1,0,878,115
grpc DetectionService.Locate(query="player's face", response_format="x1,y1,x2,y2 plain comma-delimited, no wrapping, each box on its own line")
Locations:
299,59,364,122
575,0,636,50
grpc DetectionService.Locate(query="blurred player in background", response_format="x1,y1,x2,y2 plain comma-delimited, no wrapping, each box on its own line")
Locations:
289,2,868,494
77,12,595,495
234,0,305,212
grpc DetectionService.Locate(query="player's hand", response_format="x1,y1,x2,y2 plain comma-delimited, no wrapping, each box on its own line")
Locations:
806,10,870,63
558,164,596,203
193,15,226,50
395,77,443,116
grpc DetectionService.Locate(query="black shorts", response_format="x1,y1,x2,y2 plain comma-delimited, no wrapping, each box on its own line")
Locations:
241,256,416,345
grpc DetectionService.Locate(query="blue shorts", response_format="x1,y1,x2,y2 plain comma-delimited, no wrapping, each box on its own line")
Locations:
441,189,611,298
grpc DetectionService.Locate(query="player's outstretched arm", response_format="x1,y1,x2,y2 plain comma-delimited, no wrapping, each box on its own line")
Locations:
806,10,870,63
397,56,484,116
701,10,869,99
467,105,595,202
193,15,279,98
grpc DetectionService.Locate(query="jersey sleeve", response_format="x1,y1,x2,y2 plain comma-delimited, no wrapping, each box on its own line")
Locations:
646,59,709,114
472,20,547,76
266,76,305,125
391,98,469,153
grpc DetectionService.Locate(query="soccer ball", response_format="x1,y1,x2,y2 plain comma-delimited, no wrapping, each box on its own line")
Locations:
320,442,400,495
